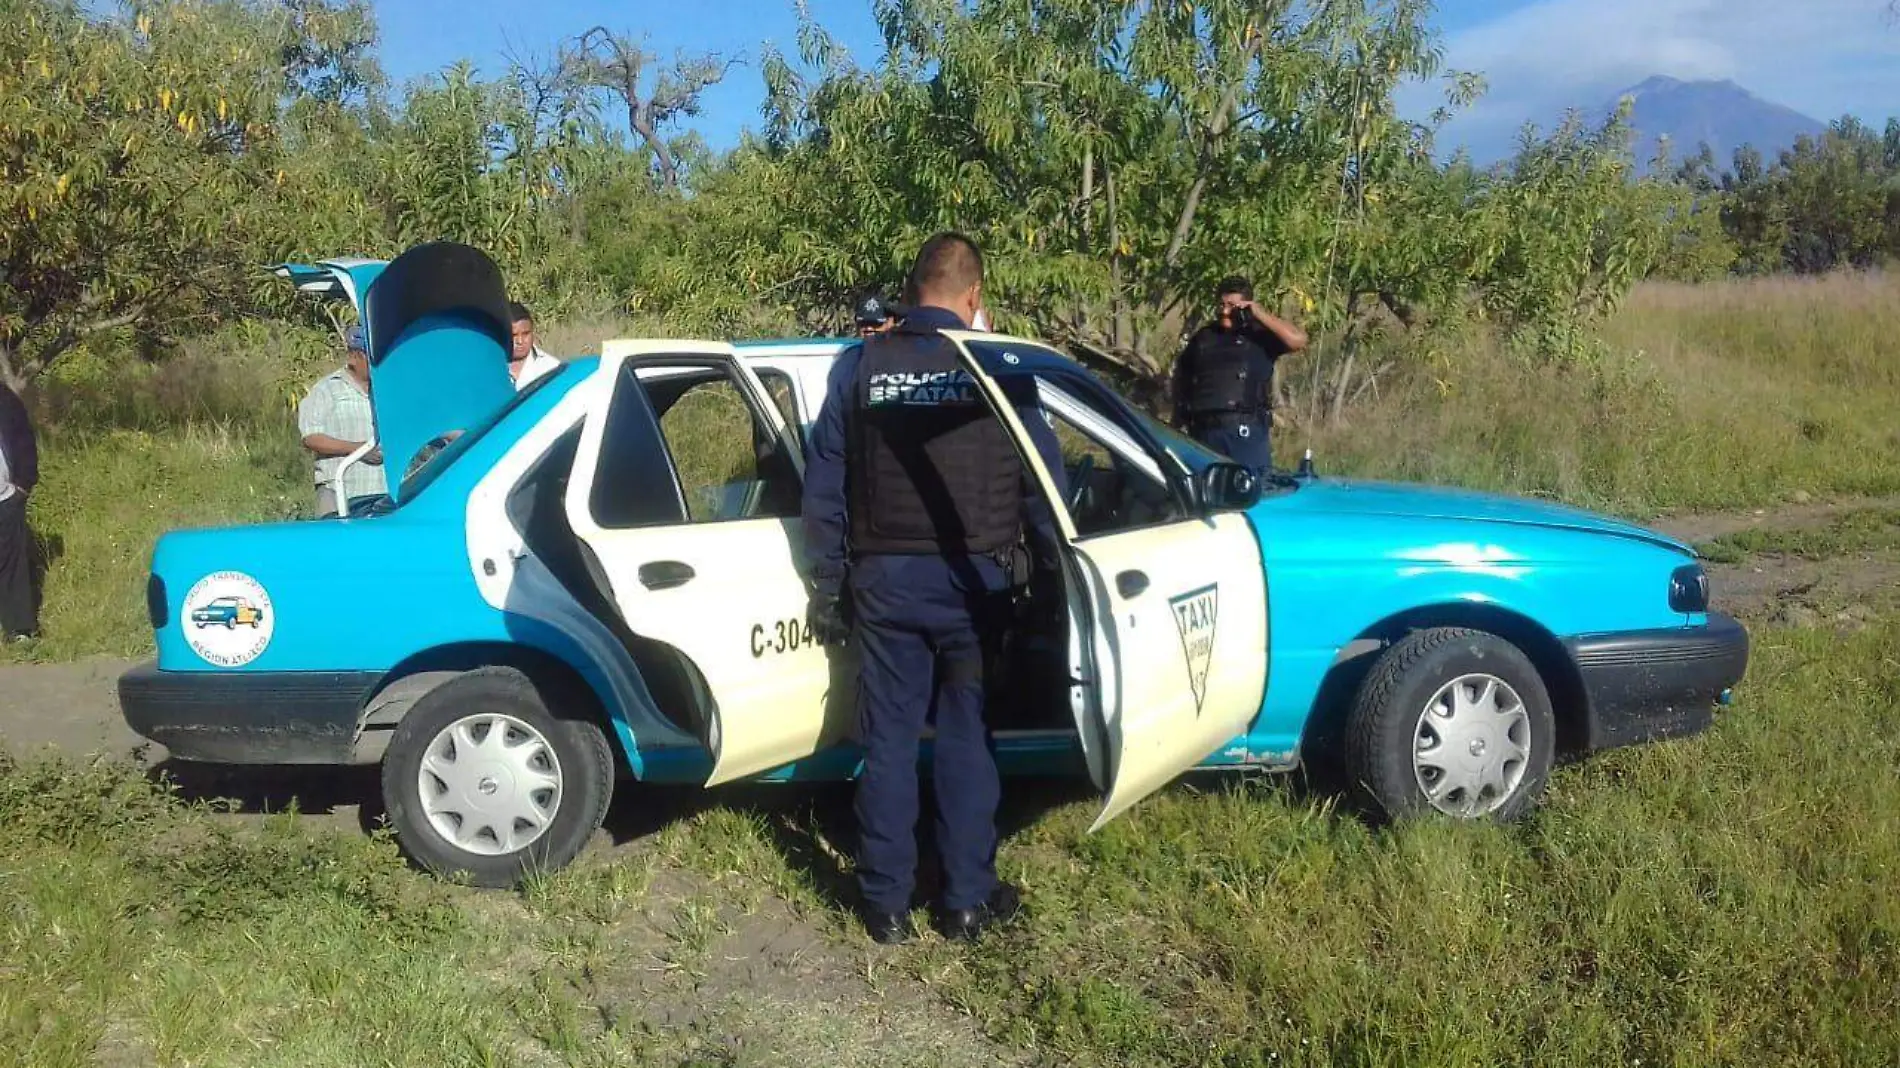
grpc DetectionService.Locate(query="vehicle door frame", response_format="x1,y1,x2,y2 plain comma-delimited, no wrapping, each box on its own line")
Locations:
561,339,843,786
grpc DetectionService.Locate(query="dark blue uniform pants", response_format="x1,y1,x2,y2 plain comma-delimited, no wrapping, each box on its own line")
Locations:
848,553,1010,913
0,494,36,638
1188,413,1273,473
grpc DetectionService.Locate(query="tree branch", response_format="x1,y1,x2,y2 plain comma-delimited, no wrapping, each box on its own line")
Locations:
1065,336,1159,375
1162,33,1265,270
72,309,145,337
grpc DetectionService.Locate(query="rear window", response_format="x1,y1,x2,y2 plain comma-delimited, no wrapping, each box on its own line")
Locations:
395,362,573,504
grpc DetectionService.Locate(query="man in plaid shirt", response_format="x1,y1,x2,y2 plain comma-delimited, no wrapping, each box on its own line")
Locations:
297,325,386,516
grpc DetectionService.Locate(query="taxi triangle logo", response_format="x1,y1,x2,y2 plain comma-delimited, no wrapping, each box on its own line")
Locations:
1169,584,1219,714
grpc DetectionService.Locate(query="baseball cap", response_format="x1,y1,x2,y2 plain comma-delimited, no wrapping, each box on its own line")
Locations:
344,323,367,352
854,294,891,326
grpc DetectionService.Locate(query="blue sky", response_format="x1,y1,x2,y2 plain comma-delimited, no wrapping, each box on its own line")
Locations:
369,0,885,146
368,0,1900,157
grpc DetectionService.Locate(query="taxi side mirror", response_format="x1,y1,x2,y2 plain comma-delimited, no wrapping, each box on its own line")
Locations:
1195,462,1262,513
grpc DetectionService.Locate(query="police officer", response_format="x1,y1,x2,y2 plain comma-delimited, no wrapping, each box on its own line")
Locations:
1171,276,1309,473
802,233,1066,944
852,291,904,338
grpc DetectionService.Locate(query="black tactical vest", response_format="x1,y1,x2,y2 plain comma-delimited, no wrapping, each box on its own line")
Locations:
847,330,1023,556
1181,329,1262,416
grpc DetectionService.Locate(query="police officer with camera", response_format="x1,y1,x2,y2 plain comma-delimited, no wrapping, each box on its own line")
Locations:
802,233,1066,945
1172,275,1308,473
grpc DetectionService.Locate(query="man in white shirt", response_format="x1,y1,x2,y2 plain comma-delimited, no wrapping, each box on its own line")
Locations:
508,302,561,390
0,380,40,641
297,325,386,516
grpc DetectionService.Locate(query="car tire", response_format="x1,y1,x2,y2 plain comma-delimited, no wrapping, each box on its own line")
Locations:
1343,627,1555,823
380,666,614,888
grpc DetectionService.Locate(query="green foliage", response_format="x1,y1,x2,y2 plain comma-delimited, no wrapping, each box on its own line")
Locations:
743,0,1454,372
1674,117,1900,277
0,0,374,389
1,0,1715,402
1473,105,1685,360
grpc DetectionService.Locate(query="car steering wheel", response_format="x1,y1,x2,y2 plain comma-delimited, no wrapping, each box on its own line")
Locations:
1068,455,1095,514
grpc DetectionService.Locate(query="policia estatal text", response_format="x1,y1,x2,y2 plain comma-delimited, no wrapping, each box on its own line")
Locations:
1171,275,1309,473
800,233,1066,945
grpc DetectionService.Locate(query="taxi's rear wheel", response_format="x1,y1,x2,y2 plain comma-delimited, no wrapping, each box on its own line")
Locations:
1344,628,1555,823
381,667,613,888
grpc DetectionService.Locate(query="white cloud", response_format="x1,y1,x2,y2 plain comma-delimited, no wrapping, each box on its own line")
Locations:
1407,0,1900,158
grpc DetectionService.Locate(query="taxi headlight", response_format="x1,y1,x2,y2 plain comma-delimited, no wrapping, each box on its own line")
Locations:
1669,563,1709,613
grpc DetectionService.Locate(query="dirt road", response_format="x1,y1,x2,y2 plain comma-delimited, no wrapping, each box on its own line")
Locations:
0,654,149,762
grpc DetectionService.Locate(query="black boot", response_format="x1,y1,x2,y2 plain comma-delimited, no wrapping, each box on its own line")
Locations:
935,883,1024,942
856,904,916,945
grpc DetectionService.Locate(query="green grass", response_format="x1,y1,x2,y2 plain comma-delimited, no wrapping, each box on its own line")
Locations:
4,602,1898,1063
1696,507,1900,563
655,615,1900,1068
4,321,324,664
0,756,526,1067
0,750,1011,1067
3,423,305,663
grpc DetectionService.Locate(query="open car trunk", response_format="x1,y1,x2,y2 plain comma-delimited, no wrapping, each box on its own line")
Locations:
274,242,519,508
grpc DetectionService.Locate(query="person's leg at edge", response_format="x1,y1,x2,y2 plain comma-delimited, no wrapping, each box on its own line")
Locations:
0,494,37,639
929,555,1022,939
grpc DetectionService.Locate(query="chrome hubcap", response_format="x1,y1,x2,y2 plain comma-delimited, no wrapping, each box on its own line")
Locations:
417,713,563,856
1412,673,1531,817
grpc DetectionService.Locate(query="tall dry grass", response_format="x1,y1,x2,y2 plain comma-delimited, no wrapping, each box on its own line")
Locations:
1295,270,1900,516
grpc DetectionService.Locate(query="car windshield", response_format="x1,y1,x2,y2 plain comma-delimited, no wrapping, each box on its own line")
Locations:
1129,407,1220,472
969,337,1293,491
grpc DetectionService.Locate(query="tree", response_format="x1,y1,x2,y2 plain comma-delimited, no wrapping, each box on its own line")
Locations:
1776,121,1889,272
1698,119,1900,276
560,27,736,191
0,0,372,391
738,0,1451,409
1472,104,1679,358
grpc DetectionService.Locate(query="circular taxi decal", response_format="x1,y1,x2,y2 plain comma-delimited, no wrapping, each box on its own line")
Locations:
182,571,275,668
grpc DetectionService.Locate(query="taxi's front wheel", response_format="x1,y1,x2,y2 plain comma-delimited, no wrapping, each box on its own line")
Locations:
381,667,614,888
1344,627,1556,823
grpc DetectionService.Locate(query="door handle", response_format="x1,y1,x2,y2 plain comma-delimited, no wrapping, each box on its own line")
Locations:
638,560,696,590
1116,570,1149,599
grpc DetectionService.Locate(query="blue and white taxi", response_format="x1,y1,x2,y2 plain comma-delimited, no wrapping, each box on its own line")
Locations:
118,243,1750,887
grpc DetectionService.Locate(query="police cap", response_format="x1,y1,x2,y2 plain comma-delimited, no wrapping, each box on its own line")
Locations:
854,294,891,327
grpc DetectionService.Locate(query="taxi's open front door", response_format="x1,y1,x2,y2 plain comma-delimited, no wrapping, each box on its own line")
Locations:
939,331,1268,831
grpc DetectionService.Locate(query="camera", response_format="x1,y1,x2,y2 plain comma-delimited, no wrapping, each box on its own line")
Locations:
1227,304,1255,330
